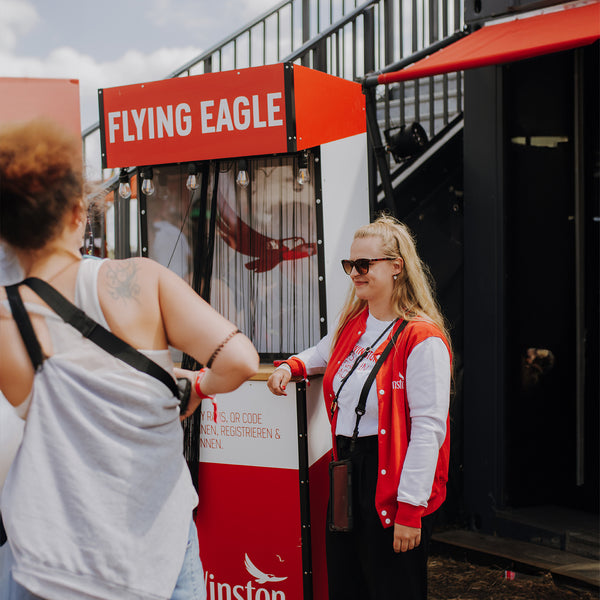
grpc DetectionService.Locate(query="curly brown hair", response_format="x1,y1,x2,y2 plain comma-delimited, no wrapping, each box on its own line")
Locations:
0,118,83,250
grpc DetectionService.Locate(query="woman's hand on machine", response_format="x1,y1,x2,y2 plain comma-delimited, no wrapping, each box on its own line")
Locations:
267,367,291,396
393,523,421,553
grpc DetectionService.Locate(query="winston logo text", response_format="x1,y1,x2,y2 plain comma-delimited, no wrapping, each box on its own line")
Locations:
204,554,288,599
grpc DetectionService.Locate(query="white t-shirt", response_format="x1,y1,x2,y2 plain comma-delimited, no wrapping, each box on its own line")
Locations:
1,259,198,600
332,314,396,436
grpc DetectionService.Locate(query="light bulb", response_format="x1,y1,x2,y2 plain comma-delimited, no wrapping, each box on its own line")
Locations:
236,169,250,188
186,162,200,191
85,216,94,256
118,168,131,199
186,173,199,191
297,151,310,186
297,167,310,186
118,181,131,199
141,177,155,196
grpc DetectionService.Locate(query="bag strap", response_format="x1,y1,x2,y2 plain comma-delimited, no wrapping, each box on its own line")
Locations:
19,277,179,398
331,318,397,419
351,319,409,445
5,284,45,372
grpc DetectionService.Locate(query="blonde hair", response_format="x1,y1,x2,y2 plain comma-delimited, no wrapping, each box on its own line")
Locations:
332,214,451,349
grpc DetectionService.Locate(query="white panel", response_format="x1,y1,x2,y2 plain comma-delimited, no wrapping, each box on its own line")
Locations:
319,132,370,330
197,377,332,470
305,375,333,467
198,380,299,469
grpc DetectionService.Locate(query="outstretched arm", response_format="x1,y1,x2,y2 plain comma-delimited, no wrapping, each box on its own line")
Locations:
157,264,259,404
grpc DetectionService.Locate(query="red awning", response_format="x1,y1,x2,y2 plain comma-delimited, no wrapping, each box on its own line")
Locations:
378,2,600,84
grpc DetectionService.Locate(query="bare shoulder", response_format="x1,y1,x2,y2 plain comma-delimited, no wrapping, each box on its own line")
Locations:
98,257,161,303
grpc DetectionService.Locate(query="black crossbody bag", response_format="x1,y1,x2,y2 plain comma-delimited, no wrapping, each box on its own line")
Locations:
328,319,408,532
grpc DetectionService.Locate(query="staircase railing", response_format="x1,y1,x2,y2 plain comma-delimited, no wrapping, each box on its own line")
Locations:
83,0,464,180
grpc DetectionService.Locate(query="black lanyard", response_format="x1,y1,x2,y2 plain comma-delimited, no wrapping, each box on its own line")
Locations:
330,318,397,419
331,319,410,449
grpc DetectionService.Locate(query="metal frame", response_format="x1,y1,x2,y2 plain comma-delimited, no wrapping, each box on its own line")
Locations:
295,382,313,599
573,48,586,486
462,64,507,529
84,0,465,187
312,147,328,340
361,30,467,216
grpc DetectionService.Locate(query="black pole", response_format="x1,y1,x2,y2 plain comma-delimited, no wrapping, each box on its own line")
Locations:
363,87,396,217
296,381,313,600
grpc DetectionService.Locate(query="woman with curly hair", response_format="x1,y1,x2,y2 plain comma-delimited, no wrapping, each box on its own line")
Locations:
0,119,259,600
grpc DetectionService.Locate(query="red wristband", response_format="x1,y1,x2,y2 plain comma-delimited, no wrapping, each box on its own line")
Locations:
194,368,215,400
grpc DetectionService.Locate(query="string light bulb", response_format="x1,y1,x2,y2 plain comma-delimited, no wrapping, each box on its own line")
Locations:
297,151,310,186
140,166,155,196
236,158,250,188
85,214,94,256
186,162,200,191
118,168,131,199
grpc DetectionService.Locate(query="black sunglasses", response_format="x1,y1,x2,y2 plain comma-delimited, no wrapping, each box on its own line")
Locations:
341,257,393,275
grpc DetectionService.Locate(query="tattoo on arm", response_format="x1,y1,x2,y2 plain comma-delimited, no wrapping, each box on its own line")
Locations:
106,261,141,302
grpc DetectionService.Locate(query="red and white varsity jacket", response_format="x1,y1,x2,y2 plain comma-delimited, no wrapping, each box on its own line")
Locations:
282,308,451,529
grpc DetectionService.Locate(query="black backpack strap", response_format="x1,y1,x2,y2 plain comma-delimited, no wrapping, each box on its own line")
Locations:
5,284,45,371
22,277,179,398
351,319,409,444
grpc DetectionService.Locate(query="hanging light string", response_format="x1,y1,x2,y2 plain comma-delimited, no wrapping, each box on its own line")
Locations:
166,171,196,271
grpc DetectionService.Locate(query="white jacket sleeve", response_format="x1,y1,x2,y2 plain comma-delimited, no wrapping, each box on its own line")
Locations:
397,336,451,508
286,332,332,376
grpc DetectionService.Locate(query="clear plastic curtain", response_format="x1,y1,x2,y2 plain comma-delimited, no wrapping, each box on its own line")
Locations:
210,155,320,358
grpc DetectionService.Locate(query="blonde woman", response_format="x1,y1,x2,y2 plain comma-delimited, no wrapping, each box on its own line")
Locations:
268,215,451,600
0,119,259,600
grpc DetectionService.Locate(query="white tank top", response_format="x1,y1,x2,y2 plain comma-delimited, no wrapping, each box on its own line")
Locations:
1,258,198,600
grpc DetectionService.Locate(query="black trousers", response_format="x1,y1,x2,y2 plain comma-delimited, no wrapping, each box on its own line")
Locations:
326,435,436,600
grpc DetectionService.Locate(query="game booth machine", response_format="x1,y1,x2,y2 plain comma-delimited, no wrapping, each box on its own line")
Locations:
99,63,369,600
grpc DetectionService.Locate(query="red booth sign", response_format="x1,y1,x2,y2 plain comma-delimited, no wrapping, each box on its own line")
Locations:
100,64,289,168
99,63,366,168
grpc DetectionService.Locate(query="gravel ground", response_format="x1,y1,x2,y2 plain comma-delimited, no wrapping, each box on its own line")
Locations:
428,554,597,599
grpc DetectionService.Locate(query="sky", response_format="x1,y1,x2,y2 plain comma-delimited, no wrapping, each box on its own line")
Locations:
0,0,279,131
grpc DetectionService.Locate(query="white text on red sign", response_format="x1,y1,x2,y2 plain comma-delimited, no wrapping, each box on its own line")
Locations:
107,93,284,143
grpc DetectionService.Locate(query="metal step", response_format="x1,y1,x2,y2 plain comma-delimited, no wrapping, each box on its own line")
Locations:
432,528,600,589
495,505,600,561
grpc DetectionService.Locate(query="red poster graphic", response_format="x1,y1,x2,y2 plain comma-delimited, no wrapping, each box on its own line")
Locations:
100,64,288,168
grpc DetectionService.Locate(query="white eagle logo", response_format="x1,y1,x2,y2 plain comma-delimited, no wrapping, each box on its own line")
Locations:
244,553,288,584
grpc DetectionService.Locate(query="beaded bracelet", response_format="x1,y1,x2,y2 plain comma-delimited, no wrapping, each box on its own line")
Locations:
206,328,241,368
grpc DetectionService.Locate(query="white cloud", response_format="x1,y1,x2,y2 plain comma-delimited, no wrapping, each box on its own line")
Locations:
0,0,203,129
0,0,39,52
73,46,204,126
0,44,202,129
0,0,280,177
0,41,202,178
